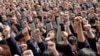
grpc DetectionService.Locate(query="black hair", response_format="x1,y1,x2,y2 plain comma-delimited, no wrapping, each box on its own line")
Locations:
15,31,24,41
43,49,54,56
56,41,65,52
68,35,77,45
77,48,96,56
0,26,3,32
0,39,7,45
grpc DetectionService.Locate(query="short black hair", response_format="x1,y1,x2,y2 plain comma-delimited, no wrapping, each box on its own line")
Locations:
15,31,24,41
77,48,96,56
56,41,65,52
43,49,54,56
68,35,77,45
0,39,7,45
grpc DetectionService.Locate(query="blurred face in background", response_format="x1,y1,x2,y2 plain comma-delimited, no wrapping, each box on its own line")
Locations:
96,39,100,55
0,45,11,56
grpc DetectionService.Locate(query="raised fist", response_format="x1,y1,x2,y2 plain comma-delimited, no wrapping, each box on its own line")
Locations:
84,24,91,31
61,31,68,40
23,50,34,56
95,21,100,27
47,41,56,51
37,22,44,28
82,18,88,25
34,28,41,37
74,16,82,25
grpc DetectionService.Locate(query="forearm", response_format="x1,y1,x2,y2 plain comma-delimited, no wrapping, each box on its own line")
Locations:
38,42,46,53
77,24,85,42
63,39,69,46
35,36,42,43
52,49,59,56
86,30,95,38
6,36,22,56
65,26,72,35
40,28,46,33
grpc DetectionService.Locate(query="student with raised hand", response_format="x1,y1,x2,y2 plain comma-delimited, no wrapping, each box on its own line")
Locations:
20,21,46,56
3,25,22,56
84,23,97,52
61,31,75,56
33,28,46,54
47,41,59,56
74,16,89,49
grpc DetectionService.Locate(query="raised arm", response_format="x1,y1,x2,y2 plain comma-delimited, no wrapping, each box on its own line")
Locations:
61,31,74,56
4,25,22,56
74,16,89,49
84,24,97,52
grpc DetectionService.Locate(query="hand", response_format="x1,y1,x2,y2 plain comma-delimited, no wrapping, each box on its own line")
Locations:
84,24,91,32
95,20,100,27
22,27,31,41
26,10,32,17
23,50,34,56
3,25,11,38
37,22,44,28
34,28,41,37
23,21,31,30
20,44,27,52
47,41,56,51
82,18,88,25
74,16,82,26
92,0,97,4
61,31,68,40
34,28,42,43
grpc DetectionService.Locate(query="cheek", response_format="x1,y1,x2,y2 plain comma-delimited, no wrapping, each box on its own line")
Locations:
96,43,100,54
3,48,10,53
2,49,11,56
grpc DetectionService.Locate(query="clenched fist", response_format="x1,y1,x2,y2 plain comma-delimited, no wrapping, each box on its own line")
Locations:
61,31,68,40
84,24,91,32
74,16,82,25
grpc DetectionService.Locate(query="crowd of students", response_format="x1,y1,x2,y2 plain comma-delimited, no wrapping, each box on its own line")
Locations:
0,0,100,56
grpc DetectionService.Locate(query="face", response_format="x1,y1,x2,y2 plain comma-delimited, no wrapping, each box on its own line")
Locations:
89,7,94,13
10,16,17,24
47,30,55,41
75,6,81,12
2,15,7,21
63,14,69,22
81,11,87,16
96,41,100,55
0,45,11,56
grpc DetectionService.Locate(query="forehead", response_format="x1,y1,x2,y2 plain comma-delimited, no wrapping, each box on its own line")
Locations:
76,6,81,9
48,30,55,33
11,16,17,20
2,15,6,17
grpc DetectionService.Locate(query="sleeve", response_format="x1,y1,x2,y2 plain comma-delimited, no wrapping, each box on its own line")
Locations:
87,37,97,52
64,44,75,56
6,36,22,56
15,24,22,31
26,40,41,56
38,42,46,53
77,40,90,50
